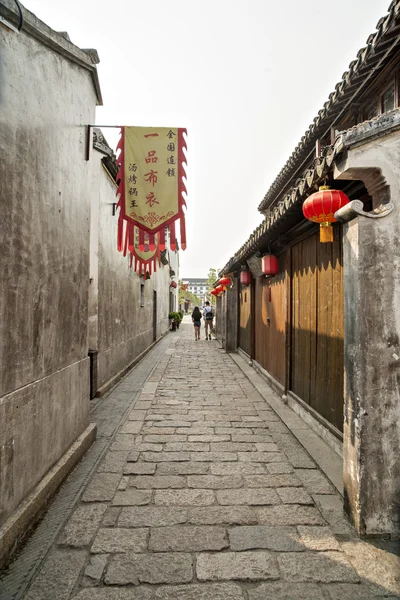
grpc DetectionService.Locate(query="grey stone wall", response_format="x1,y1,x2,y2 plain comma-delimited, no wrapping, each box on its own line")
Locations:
0,4,98,525
335,124,400,536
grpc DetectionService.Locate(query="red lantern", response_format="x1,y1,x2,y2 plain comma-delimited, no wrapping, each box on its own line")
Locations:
240,270,252,286
170,280,177,288
214,284,225,295
219,277,231,287
302,186,350,243
262,255,279,276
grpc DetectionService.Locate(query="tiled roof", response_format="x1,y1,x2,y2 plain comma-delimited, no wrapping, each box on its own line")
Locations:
257,0,400,212
220,108,400,276
220,141,345,275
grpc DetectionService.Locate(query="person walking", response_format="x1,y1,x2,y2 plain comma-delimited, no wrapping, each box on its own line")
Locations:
203,300,214,340
191,306,202,341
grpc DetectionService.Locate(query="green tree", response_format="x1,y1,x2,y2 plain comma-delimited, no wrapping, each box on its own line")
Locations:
178,280,202,311
206,267,219,306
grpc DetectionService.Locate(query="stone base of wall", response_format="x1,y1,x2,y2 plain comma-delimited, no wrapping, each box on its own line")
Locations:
287,392,343,458
0,422,96,569
252,359,285,397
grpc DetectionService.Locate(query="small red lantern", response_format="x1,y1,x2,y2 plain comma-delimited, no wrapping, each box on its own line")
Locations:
170,280,177,288
219,276,231,287
262,255,279,276
302,185,350,243
240,270,252,286
214,284,225,295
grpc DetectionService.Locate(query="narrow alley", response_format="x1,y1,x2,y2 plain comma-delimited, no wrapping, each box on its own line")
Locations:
1,319,398,600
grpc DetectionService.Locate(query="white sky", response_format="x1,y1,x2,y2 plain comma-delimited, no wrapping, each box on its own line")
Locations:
26,0,389,277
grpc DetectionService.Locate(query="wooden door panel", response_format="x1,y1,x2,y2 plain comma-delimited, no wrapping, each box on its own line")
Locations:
290,229,344,432
239,285,252,356
255,254,287,385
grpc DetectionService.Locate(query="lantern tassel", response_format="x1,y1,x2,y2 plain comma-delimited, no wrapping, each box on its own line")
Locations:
320,223,334,243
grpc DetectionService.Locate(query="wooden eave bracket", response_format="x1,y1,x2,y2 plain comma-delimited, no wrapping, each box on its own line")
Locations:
334,199,394,222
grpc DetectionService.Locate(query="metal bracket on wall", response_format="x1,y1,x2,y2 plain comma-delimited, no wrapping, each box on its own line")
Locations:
0,15,19,32
86,124,120,161
334,199,394,223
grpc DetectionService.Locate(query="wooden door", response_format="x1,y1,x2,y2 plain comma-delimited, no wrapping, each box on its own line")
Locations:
254,253,288,386
290,229,344,432
239,284,252,356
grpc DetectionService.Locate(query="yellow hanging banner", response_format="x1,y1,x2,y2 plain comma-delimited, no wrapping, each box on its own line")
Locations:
116,126,187,253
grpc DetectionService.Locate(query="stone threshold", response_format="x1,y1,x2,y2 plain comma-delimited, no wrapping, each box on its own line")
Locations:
0,423,96,569
230,352,343,496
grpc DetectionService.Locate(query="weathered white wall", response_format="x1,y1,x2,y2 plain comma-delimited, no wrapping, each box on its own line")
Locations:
90,151,172,389
0,6,98,525
335,123,400,535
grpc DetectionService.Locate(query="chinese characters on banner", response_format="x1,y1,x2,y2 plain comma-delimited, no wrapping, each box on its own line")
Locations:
129,226,160,277
115,127,187,274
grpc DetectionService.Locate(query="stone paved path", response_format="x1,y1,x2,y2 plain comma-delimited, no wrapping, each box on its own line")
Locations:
15,320,400,599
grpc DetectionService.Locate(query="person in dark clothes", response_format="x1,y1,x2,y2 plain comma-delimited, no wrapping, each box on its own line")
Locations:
191,306,202,341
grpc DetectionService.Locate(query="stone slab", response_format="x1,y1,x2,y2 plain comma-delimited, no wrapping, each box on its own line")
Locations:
156,462,209,475
110,434,137,451
211,463,266,475
149,525,228,552
154,489,215,506
23,548,87,600
244,474,301,487
82,554,108,586
129,475,186,489
196,550,279,582
82,473,122,502
295,469,336,494
297,526,340,551
277,487,314,505
267,463,294,474
97,451,129,473
237,451,287,462
112,489,153,506
187,475,243,489
229,525,304,552
58,504,107,547
102,507,121,527
217,488,280,505
257,505,326,525
141,452,191,462
118,506,187,527
278,551,360,583
73,589,154,600
152,583,245,600
322,583,399,599
188,506,257,525
105,552,193,585
120,422,143,434
91,527,148,553
248,582,325,599
190,452,238,462
124,463,157,475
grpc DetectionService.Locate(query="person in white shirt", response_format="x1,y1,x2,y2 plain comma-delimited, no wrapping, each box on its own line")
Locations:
203,301,214,341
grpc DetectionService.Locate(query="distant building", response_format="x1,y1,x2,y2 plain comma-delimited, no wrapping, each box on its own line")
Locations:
182,278,208,301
